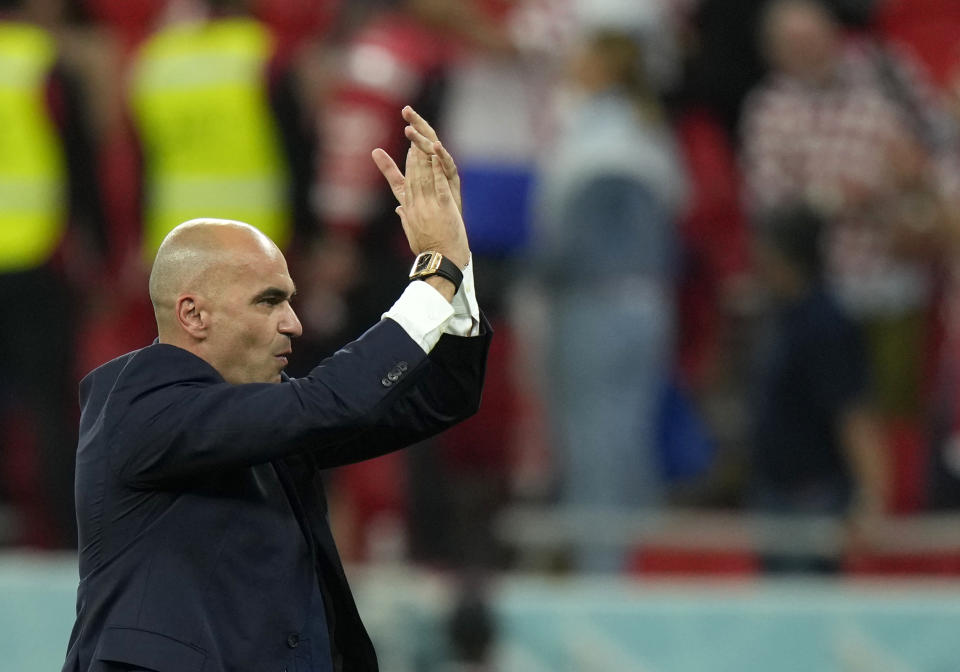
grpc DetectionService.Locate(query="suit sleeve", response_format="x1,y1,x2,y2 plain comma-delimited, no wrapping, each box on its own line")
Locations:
309,318,491,469
110,317,491,486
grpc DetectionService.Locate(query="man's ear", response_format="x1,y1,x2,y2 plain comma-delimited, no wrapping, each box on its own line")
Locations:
175,294,207,340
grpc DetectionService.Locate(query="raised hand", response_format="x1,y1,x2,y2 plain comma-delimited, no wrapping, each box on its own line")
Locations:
371,106,463,214
401,106,463,214
392,141,470,270
371,107,470,270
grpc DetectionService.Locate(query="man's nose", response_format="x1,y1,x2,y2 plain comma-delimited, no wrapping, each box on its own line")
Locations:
279,303,303,338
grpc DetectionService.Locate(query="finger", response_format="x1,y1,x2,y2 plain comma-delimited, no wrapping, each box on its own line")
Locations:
432,140,460,184
431,150,451,205
413,145,435,201
372,148,405,204
404,128,461,196
404,145,418,207
433,140,462,213
402,105,439,142
404,125,437,156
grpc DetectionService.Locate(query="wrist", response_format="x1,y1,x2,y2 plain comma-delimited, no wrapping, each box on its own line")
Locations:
408,251,464,293
422,275,456,302
443,249,470,270
421,244,469,270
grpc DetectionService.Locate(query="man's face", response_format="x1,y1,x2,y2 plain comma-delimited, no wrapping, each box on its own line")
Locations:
201,247,303,384
765,2,840,85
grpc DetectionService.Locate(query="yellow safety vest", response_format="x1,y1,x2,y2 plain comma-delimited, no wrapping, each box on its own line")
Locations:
131,18,291,258
0,22,67,272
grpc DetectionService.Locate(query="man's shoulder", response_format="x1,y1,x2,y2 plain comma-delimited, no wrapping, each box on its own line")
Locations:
79,343,223,408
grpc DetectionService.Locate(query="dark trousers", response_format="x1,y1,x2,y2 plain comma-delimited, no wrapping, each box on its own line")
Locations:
751,477,850,574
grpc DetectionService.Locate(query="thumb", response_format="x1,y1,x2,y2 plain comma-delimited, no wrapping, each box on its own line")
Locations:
396,205,417,254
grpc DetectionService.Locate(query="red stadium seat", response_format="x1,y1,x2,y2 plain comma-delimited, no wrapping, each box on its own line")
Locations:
845,551,960,576
628,545,760,577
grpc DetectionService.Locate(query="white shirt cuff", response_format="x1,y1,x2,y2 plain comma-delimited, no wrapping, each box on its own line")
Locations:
448,257,480,337
382,280,454,353
381,256,481,352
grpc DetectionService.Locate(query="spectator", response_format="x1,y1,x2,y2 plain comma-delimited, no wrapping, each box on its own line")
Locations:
750,203,887,572
307,0,510,347
679,0,922,141
306,0,514,566
105,0,314,363
128,0,305,260
294,0,460,379
741,0,948,424
532,19,688,572
0,0,106,547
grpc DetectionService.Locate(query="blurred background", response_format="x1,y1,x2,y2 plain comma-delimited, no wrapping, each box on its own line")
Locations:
5,0,960,668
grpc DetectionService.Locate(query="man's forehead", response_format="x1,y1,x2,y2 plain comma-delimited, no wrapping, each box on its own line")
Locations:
237,254,293,284
211,244,292,291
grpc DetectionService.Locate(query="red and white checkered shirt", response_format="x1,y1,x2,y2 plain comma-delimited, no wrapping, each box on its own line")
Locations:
741,48,942,316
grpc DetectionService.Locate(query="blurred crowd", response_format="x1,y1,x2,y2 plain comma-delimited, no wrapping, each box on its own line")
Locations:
3,0,960,591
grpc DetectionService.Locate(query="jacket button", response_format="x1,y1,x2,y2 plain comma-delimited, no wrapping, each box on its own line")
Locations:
387,370,401,382
287,632,300,648
396,361,408,372
380,377,393,387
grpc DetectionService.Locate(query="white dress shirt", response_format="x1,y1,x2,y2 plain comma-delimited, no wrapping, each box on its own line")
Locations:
382,256,481,352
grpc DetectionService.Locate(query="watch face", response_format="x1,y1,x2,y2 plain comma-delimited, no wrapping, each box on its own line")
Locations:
414,255,432,274
410,252,442,277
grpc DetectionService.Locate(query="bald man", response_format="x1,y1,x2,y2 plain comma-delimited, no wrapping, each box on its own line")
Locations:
63,109,490,672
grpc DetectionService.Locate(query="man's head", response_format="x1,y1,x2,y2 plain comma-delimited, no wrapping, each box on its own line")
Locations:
761,0,841,86
572,29,648,97
149,219,302,384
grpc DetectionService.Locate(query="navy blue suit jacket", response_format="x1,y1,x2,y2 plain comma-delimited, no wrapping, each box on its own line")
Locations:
62,316,491,672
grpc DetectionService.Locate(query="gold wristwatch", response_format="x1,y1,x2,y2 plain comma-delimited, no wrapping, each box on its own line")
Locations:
408,251,463,292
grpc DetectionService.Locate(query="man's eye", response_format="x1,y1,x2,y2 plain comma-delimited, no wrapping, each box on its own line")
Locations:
260,298,281,306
